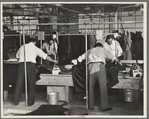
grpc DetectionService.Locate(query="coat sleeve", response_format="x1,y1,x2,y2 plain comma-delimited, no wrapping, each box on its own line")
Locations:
77,52,87,63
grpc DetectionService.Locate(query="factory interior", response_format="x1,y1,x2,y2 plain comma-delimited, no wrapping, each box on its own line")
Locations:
1,2,147,118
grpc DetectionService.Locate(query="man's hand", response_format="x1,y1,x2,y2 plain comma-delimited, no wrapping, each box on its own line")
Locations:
53,60,58,64
71,59,78,65
114,58,122,66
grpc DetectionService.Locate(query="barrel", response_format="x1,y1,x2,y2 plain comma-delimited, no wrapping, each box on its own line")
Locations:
47,92,59,105
122,82,135,102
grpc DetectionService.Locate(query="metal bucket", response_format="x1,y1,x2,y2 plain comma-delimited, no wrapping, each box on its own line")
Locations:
122,82,135,102
47,92,59,105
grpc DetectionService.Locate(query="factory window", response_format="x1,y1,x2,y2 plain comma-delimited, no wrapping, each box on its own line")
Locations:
13,16,38,35
78,10,143,34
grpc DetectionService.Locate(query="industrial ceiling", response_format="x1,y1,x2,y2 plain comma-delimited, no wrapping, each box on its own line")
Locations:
3,3,142,21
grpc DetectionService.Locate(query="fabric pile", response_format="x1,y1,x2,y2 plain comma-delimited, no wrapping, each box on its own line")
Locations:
25,105,69,115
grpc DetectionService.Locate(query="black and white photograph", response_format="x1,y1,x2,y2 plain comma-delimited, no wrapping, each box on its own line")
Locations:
0,1,147,118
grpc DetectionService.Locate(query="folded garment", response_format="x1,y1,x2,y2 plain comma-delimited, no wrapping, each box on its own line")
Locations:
25,105,69,115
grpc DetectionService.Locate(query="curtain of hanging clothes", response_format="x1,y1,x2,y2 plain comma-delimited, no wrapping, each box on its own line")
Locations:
117,31,143,60
131,31,143,60
58,35,90,65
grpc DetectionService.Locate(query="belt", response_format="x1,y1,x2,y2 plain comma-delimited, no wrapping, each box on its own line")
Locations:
88,62,104,65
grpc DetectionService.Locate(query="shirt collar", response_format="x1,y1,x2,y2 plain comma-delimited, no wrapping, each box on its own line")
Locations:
29,42,35,45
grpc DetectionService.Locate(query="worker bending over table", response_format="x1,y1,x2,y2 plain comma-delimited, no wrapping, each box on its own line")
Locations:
71,40,121,111
104,34,123,89
42,37,58,61
11,37,58,106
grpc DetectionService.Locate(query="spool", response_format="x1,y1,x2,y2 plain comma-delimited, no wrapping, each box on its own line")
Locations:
122,82,135,102
47,92,59,105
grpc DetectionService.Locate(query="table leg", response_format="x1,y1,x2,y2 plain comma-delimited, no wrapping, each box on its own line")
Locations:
65,86,69,103
134,89,139,109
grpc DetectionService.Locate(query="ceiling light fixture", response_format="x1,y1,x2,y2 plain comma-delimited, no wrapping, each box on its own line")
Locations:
97,8,101,14
55,3,62,7
84,5,90,10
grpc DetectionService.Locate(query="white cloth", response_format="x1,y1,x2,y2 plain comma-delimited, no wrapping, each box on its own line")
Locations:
95,30,103,40
104,40,123,58
95,30,105,46
16,42,47,63
77,47,116,64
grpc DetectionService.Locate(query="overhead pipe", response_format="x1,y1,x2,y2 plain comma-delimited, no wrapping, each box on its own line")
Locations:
3,21,143,26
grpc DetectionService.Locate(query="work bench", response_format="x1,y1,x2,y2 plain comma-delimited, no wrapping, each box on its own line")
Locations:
36,73,143,107
36,60,143,108
36,74,73,103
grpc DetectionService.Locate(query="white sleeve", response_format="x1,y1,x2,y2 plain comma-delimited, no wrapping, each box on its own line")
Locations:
37,48,48,60
77,53,86,62
16,47,21,58
54,42,58,52
116,41,123,57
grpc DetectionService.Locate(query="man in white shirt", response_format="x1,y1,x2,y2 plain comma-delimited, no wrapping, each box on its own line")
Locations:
71,42,120,111
104,35,123,58
12,38,57,106
104,35,123,89
42,39,58,58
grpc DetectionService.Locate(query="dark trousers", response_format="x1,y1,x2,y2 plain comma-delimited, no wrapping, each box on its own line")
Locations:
88,63,108,110
12,62,36,106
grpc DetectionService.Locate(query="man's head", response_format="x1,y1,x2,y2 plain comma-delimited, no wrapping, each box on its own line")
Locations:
106,35,114,45
28,38,37,44
48,39,54,45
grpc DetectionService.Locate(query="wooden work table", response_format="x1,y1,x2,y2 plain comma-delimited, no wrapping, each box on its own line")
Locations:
36,74,73,103
36,73,143,107
36,60,143,105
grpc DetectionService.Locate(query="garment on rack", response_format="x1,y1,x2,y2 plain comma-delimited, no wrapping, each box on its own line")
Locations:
117,33,126,52
126,31,132,60
58,36,69,54
123,31,132,60
88,35,97,49
67,35,73,59
70,35,85,59
58,35,87,64
131,31,143,60
58,36,69,64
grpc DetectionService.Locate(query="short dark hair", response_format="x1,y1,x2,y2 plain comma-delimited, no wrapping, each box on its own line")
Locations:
29,38,37,42
94,43,103,47
106,35,114,42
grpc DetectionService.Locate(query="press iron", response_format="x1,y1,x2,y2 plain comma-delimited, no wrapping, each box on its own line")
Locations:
52,64,61,74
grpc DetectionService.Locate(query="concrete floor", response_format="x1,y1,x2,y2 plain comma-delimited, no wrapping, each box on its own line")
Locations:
2,86,144,117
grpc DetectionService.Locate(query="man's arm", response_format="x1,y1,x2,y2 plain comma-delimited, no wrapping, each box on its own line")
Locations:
37,47,57,63
46,55,58,64
104,48,122,65
16,47,21,59
71,52,86,65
